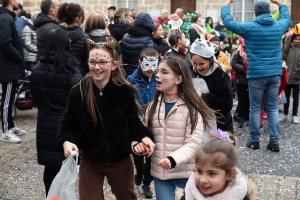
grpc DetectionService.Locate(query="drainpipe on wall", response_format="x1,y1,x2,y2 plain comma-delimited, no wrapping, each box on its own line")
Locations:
203,0,206,16
94,0,98,12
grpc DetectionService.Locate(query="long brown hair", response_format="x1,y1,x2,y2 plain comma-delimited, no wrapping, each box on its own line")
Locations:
79,45,136,125
147,57,215,133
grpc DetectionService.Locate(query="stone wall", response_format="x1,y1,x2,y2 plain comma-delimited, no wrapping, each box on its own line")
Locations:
22,0,291,20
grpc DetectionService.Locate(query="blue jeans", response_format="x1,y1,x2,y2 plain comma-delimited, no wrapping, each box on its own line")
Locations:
248,76,281,143
154,177,188,200
25,62,35,98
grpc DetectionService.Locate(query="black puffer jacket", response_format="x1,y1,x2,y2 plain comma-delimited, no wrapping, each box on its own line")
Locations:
122,26,154,76
34,13,59,59
62,26,90,77
86,29,122,56
30,52,81,167
152,37,169,56
108,22,130,42
231,51,248,85
57,80,154,163
0,6,25,83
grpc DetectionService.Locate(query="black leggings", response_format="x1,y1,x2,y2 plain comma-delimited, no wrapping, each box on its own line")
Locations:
43,166,61,197
284,84,299,116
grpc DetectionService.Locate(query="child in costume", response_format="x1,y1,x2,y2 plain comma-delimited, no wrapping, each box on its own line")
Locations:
190,38,233,132
185,129,258,200
127,48,159,198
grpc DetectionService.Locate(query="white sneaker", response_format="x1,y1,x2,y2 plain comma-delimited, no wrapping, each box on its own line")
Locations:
10,127,26,136
0,130,21,143
292,116,300,124
279,114,288,122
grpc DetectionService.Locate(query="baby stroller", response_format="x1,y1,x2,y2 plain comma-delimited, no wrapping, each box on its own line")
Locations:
0,75,35,118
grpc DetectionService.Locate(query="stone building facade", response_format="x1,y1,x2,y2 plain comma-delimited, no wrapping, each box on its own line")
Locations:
22,0,291,23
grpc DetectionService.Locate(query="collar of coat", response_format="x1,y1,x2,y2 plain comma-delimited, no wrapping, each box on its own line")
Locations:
185,168,248,200
157,95,185,106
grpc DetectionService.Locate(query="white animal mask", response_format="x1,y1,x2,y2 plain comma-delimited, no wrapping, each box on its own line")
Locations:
141,56,159,71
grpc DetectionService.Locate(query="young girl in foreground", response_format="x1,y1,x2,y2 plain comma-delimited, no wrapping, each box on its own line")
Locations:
141,57,215,200
185,129,257,200
57,39,155,200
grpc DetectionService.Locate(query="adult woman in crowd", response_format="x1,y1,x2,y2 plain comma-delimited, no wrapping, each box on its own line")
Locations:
84,12,121,55
189,15,207,44
152,23,169,57
57,2,90,77
108,8,133,42
30,28,81,197
122,12,154,77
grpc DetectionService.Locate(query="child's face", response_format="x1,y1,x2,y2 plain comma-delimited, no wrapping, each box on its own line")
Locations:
140,56,158,79
293,36,300,44
170,14,175,20
153,25,165,39
195,162,232,196
88,49,117,87
173,13,180,21
178,33,187,48
155,61,181,93
192,55,211,76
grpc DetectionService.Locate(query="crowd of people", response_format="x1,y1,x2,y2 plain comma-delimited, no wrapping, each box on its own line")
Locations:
0,0,296,199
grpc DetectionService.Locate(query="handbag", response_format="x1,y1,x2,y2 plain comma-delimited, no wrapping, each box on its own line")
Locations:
46,153,78,200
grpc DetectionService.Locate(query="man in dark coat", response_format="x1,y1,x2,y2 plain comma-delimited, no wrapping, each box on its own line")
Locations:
0,0,26,143
34,0,60,59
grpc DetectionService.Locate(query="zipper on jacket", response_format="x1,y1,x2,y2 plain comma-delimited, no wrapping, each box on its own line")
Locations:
99,89,103,96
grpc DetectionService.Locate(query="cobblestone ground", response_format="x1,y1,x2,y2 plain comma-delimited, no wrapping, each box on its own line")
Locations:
0,104,299,199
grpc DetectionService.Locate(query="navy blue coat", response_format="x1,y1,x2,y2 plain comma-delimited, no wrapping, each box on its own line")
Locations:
122,26,154,76
0,7,25,83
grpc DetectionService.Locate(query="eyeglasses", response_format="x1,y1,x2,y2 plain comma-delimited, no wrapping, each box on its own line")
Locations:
87,60,113,67
154,69,175,77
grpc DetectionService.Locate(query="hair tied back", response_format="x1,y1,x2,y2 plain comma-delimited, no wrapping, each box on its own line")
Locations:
214,129,234,144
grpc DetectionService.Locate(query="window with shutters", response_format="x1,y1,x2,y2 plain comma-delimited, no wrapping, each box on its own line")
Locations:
232,0,255,22
114,0,138,13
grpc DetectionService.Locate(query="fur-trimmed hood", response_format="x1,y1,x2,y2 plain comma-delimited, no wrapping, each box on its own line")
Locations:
185,168,248,200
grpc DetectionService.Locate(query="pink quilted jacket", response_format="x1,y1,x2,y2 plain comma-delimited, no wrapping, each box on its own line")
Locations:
144,96,203,180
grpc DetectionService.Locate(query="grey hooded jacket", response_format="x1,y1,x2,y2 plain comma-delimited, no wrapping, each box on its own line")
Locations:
22,19,38,63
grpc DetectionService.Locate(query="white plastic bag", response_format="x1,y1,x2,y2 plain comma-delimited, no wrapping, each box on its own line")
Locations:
46,153,78,200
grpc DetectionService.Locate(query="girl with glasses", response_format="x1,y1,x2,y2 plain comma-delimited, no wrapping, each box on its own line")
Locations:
57,39,155,200
135,57,215,200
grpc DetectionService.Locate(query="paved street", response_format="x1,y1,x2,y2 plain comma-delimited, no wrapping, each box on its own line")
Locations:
0,103,299,199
